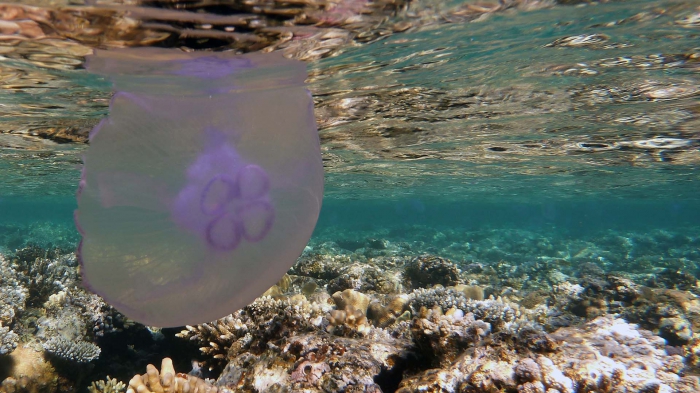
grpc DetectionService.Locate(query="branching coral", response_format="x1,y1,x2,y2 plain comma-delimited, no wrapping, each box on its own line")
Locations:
176,314,247,365
36,288,110,363
12,253,79,306
409,287,520,331
42,336,101,363
89,377,126,393
177,295,331,370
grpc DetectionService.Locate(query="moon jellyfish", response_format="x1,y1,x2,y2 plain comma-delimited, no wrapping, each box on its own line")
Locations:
75,48,323,327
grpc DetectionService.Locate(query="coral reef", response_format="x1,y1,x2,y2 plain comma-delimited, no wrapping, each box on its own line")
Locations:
126,358,227,393
0,249,134,392
36,288,109,363
327,305,371,336
166,221,700,392
176,295,332,372
410,307,492,367
42,336,101,363
218,331,411,393
328,263,402,294
88,377,125,393
4,221,700,392
367,294,411,328
398,316,700,393
13,254,78,306
0,345,59,393
0,256,27,326
332,289,370,315
0,324,18,355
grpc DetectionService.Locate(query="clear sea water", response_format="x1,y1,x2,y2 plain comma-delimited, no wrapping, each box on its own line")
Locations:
1,0,698,254
1,0,699,390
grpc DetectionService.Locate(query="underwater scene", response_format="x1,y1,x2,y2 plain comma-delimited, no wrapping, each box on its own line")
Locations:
1,0,700,392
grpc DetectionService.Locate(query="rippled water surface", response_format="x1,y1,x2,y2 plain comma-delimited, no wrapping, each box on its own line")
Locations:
0,1,700,204
1,2,700,389
311,0,699,200
0,0,698,202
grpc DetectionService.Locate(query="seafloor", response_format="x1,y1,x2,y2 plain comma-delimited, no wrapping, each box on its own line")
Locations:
1,222,699,393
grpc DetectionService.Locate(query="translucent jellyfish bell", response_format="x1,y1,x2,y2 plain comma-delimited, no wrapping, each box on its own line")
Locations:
76,48,323,327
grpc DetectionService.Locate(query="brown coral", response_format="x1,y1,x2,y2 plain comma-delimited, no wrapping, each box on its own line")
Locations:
452,284,485,301
0,345,59,393
367,294,410,328
126,358,228,393
328,305,371,336
405,255,461,289
332,289,370,315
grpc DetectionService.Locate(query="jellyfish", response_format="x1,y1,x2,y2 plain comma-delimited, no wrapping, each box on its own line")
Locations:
75,48,323,327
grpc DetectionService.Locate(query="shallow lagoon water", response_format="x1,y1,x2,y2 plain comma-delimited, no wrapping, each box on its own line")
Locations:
1,0,699,392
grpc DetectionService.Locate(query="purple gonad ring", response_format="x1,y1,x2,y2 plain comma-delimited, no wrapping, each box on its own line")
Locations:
173,142,275,251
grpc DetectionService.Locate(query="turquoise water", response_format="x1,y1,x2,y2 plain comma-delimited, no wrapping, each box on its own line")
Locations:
1,0,700,390
1,0,699,252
